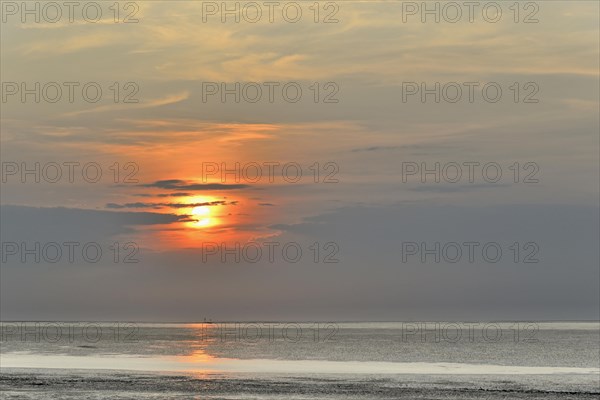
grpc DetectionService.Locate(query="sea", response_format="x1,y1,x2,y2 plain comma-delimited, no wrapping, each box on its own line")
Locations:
1,322,599,399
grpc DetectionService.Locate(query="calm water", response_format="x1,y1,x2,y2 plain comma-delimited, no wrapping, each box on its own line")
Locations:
1,322,599,399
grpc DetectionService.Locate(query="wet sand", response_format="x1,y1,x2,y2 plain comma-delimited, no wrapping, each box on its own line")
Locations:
1,369,599,399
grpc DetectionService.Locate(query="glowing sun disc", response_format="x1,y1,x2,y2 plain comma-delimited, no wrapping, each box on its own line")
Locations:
191,206,212,227
192,206,210,216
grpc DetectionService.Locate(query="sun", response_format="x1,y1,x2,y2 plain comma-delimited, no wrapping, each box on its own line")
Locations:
191,206,212,227
192,206,210,217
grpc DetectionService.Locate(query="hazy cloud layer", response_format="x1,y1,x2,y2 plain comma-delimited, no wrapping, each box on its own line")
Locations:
1,203,598,321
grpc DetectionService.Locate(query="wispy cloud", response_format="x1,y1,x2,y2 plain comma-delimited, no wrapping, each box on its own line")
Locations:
141,180,250,191
63,91,190,117
106,200,238,210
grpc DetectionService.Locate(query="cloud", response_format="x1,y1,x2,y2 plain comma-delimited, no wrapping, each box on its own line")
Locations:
141,180,250,191
410,183,511,193
351,146,401,152
105,201,238,210
132,193,193,198
0,205,187,244
2,202,598,321
63,91,190,117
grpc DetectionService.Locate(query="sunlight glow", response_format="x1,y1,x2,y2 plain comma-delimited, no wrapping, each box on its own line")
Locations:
191,205,212,227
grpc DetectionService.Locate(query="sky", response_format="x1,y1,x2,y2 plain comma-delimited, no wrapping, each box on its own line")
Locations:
0,0,599,321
